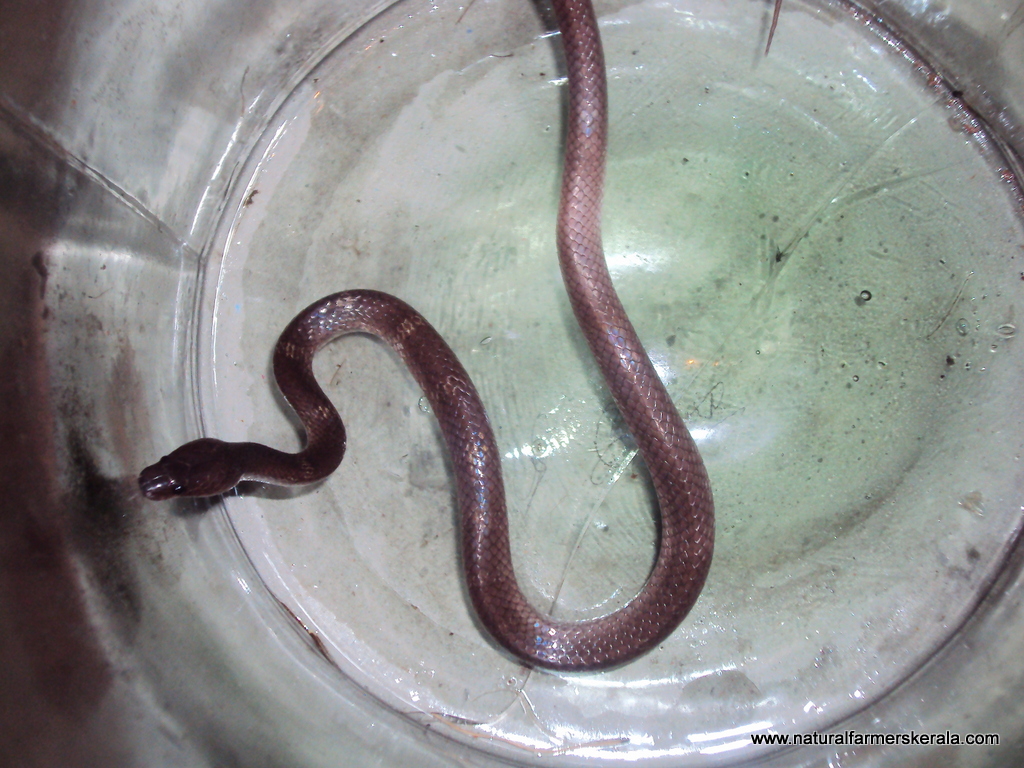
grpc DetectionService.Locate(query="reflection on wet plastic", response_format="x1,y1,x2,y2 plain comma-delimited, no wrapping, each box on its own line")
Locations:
202,0,1024,761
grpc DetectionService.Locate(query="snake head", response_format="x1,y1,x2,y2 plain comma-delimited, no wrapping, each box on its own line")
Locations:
139,438,244,500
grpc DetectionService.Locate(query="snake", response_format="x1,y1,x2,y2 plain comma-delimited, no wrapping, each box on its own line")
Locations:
139,0,714,671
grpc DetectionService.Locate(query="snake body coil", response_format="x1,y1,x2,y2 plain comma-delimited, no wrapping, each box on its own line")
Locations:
139,0,714,671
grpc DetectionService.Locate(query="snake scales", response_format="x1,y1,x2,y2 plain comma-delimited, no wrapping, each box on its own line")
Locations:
140,0,714,671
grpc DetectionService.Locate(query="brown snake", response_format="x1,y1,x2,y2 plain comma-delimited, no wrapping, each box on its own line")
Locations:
139,0,714,671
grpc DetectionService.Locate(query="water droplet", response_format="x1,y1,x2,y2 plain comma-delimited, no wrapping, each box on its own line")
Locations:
996,323,1016,339
955,318,969,336
852,375,860,382
418,396,431,413
876,360,887,369
959,491,985,517
480,336,492,346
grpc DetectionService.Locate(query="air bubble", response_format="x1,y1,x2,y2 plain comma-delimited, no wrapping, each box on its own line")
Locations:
996,323,1016,339
955,318,969,336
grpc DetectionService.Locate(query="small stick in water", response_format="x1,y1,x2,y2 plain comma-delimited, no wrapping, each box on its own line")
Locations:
765,0,783,55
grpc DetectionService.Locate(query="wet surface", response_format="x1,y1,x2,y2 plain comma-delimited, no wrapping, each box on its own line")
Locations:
199,0,1024,758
